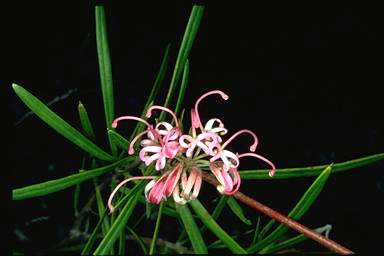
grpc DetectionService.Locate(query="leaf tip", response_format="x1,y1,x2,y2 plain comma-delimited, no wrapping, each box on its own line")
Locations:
12,83,20,91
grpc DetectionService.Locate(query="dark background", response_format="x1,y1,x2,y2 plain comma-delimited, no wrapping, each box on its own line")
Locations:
10,1,383,254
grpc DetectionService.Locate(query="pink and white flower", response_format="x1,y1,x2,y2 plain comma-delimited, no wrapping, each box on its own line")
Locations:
108,89,276,207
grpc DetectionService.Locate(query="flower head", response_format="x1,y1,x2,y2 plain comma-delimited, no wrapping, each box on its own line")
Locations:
108,90,276,208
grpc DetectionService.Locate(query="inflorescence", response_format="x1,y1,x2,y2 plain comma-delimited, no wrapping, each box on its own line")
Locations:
107,90,276,213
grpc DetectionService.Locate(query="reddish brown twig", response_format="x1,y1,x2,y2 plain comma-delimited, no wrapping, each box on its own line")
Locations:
201,172,354,254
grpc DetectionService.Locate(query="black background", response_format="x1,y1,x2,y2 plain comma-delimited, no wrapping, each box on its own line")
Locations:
10,1,383,254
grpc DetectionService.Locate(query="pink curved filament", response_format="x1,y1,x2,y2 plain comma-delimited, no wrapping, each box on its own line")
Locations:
129,130,149,154
221,129,258,152
194,90,229,130
112,116,151,129
237,153,276,177
108,176,157,213
112,116,161,142
146,106,179,127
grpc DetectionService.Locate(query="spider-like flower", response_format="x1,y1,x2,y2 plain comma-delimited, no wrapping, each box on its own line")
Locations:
107,89,276,213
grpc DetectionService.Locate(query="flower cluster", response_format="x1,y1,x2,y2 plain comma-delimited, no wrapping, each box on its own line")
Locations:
108,90,275,213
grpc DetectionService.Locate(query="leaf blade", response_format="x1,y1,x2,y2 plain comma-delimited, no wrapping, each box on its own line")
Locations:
176,204,208,254
12,83,114,162
95,5,117,155
149,201,165,255
240,153,384,179
159,5,204,120
247,165,333,253
93,188,142,255
227,196,252,225
190,199,247,254
78,101,96,141
12,157,132,200
129,44,171,142
173,59,189,118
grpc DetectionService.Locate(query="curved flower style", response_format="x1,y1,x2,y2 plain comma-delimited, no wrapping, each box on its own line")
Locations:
108,89,276,209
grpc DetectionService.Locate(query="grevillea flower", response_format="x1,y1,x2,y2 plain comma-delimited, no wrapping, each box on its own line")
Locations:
107,89,276,212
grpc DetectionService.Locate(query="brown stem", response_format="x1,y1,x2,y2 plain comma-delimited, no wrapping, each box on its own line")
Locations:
201,172,354,254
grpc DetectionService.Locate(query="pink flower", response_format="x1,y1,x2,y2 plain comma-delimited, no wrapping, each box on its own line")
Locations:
173,166,202,204
108,164,184,213
210,161,241,195
139,129,181,171
108,89,276,207
237,152,276,177
179,132,220,158
194,90,229,131
145,163,183,204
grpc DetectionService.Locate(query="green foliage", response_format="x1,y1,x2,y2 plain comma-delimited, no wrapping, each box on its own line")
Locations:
12,157,133,200
240,153,384,179
95,5,117,156
190,200,247,254
176,204,208,254
247,165,332,253
12,83,115,162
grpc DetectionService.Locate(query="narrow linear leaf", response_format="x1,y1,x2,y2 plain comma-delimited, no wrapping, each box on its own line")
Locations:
94,180,110,235
160,5,204,120
174,59,189,118
78,101,96,141
212,195,229,220
240,152,384,179
149,201,165,255
227,196,252,225
127,227,148,254
207,239,227,249
199,195,228,236
81,209,109,255
260,224,332,254
129,44,171,142
119,228,126,255
176,204,208,254
247,165,333,253
93,192,141,255
108,129,129,150
252,217,261,244
13,157,133,200
257,219,276,243
12,83,114,161
190,200,247,254
95,5,117,156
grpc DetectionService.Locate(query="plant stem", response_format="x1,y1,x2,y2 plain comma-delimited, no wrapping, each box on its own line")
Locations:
200,172,354,255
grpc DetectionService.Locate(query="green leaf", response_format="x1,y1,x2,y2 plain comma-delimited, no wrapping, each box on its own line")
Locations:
257,219,276,243
247,165,333,253
149,201,165,255
78,101,96,141
94,181,110,236
174,59,189,118
176,204,208,254
129,44,171,142
13,157,132,200
93,192,141,255
159,5,204,120
211,195,229,220
108,129,129,150
95,4,117,156
259,224,332,254
189,200,247,254
12,83,115,162
126,227,148,254
227,197,252,225
118,227,126,255
252,217,261,244
240,152,384,179
81,209,109,255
